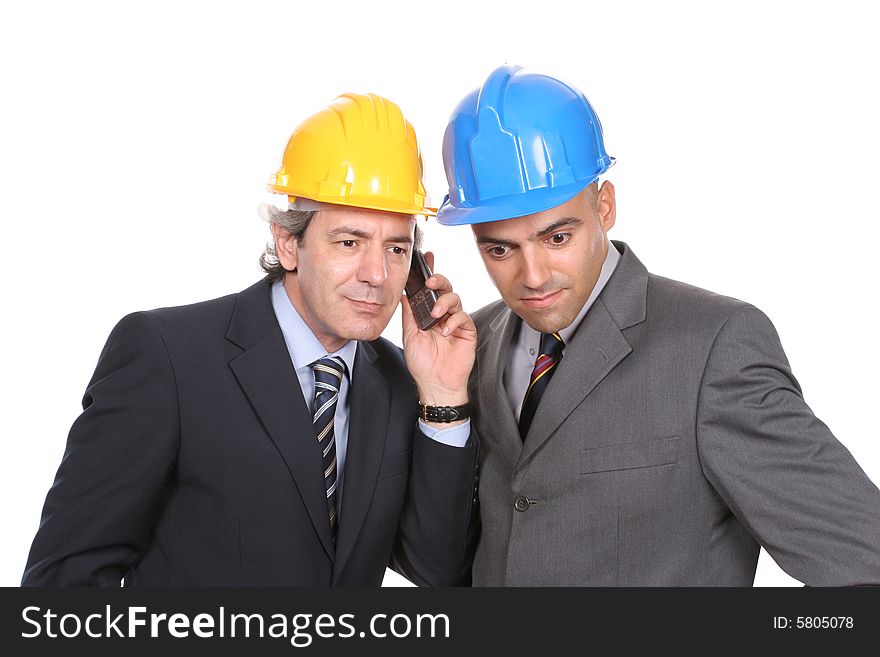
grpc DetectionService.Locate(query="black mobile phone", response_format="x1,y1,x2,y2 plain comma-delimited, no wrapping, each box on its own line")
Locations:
404,250,441,331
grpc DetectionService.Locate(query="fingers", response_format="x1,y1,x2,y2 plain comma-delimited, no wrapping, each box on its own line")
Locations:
438,309,476,338
425,273,452,296
430,291,462,319
423,252,454,297
405,287,474,339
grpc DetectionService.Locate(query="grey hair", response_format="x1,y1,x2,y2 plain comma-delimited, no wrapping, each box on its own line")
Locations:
258,203,425,283
258,204,316,283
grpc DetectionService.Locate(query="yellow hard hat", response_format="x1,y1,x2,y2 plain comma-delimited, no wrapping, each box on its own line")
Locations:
268,93,435,216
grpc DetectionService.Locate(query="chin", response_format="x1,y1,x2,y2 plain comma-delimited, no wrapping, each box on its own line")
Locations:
341,320,386,343
519,310,570,335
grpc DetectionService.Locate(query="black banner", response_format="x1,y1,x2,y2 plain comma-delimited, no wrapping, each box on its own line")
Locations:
2,587,876,655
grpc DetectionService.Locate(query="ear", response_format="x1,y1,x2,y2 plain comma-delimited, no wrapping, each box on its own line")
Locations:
271,222,299,272
597,180,616,233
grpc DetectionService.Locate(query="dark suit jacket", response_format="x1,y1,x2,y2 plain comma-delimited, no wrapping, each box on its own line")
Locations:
23,280,478,586
469,241,880,586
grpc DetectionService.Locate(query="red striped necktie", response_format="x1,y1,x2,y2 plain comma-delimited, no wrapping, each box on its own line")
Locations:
518,332,565,440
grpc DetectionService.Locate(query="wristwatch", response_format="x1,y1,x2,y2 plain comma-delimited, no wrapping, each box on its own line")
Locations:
418,401,471,423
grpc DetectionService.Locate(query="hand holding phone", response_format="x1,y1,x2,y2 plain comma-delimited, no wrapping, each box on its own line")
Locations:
404,250,441,331
400,250,477,410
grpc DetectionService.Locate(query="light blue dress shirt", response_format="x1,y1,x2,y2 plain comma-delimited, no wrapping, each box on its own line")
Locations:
270,282,469,512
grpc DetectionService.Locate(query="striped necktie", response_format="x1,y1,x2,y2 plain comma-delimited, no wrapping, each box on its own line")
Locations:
311,355,346,543
518,332,565,440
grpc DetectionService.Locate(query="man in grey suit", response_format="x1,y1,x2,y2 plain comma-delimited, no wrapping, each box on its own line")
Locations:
435,65,880,585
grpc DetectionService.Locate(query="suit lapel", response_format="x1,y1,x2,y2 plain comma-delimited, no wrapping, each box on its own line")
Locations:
226,280,335,560
518,298,631,465
477,307,523,455
332,341,390,582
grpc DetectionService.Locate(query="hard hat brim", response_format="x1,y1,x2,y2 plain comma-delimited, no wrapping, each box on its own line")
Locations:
435,178,595,226
273,191,437,218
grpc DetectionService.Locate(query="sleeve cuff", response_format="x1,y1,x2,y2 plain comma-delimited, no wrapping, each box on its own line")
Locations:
418,419,471,448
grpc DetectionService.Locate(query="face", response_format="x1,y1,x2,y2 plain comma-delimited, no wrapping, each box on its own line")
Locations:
273,206,415,352
471,182,616,334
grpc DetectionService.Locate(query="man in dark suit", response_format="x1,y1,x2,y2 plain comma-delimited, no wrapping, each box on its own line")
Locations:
23,92,479,586
436,65,880,585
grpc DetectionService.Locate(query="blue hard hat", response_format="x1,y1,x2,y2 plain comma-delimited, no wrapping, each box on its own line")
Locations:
436,65,615,226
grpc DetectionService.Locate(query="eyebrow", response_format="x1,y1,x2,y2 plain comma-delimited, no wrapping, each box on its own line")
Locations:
533,217,583,239
475,217,584,246
326,227,413,244
475,234,517,247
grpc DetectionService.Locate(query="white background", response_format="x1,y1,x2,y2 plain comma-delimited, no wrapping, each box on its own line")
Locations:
2,0,878,588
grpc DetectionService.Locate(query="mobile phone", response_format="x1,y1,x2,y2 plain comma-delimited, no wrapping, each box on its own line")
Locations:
404,250,441,331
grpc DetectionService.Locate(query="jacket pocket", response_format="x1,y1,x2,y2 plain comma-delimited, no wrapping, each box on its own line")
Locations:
581,436,679,474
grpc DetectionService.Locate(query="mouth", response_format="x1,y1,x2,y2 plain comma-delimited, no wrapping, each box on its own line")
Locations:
347,298,385,314
520,289,563,310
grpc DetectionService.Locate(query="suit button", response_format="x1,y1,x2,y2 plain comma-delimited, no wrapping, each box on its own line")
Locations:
514,496,530,512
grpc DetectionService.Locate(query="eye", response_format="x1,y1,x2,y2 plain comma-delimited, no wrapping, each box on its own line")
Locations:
547,233,570,246
339,240,357,248
388,245,407,255
486,245,510,258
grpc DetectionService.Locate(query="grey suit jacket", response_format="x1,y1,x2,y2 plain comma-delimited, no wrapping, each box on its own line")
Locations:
469,241,880,586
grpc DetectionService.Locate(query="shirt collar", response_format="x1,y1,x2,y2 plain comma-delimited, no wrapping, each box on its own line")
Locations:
270,280,357,379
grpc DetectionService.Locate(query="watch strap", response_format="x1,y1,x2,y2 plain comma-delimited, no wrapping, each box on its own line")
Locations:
418,401,471,423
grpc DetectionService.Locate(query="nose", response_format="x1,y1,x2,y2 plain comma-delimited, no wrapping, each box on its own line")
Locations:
357,244,388,287
519,246,552,291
